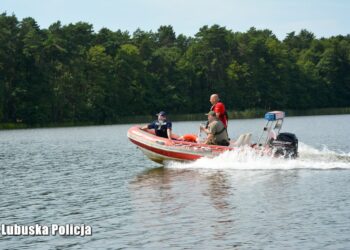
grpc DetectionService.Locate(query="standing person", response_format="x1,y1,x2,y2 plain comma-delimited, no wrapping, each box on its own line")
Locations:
209,94,228,128
141,111,172,140
200,111,229,146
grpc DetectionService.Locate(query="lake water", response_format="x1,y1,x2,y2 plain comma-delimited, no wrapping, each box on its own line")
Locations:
0,115,350,249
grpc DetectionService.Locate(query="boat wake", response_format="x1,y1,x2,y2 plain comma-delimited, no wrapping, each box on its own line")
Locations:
167,143,350,170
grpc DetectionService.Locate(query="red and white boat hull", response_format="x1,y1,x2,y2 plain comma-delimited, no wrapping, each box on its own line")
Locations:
127,126,233,164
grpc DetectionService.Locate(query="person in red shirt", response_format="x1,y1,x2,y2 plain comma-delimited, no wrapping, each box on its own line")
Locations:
209,94,228,128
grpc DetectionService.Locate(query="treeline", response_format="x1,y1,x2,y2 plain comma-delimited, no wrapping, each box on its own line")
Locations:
0,13,350,125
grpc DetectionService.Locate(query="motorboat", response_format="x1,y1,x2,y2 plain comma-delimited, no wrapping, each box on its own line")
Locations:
127,111,298,164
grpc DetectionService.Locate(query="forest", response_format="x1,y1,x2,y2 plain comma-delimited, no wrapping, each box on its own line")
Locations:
0,13,349,126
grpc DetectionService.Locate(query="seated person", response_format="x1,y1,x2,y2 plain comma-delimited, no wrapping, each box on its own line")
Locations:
200,111,230,146
141,111,172,140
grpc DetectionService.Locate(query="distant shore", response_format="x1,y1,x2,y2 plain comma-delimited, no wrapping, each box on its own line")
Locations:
1,107,350,130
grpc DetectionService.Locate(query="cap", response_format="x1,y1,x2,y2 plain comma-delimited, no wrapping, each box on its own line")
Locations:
156,111,167,116
205,111,216,116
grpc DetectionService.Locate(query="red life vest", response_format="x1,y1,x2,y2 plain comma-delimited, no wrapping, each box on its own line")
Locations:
211,101,228,128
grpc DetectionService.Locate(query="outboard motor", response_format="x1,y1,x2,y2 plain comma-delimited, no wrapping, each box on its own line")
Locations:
257,111,299,159
270,132,298,158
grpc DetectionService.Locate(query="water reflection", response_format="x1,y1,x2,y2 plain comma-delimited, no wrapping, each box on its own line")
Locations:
205,171,233,211
130,167,235,212
129,167,238,245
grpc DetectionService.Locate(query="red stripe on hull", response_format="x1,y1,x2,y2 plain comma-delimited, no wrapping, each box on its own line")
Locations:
129,138,202,161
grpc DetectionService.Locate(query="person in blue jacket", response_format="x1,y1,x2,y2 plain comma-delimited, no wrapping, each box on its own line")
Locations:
141,111,172,139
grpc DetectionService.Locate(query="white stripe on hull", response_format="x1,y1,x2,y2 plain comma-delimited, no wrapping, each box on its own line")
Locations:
138,147,187,164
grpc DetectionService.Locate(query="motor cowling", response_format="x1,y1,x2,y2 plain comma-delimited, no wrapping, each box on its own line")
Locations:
270,132,298,158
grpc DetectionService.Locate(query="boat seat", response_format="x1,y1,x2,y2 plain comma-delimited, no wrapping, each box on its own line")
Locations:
243,133,252,145
231,133,252,147
232,134,246,147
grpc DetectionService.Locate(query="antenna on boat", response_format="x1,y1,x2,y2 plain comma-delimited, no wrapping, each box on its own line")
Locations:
197,122,207,143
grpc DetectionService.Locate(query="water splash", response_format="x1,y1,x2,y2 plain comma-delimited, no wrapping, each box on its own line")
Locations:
167,142,350,170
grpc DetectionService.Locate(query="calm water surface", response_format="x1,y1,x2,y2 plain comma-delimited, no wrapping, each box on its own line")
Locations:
0,115,350,249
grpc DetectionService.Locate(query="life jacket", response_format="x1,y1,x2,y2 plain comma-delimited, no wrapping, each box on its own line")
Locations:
214,126,227,136
210,101,229,120
182,134,198,142
210,101,228,126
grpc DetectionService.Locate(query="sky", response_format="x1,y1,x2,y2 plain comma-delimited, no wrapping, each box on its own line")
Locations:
1,0,349,40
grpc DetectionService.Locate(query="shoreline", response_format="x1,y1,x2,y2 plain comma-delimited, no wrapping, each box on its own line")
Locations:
1,107,350,130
